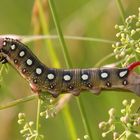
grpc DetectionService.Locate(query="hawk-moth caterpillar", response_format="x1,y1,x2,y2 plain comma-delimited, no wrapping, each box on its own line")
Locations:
0,37,140,98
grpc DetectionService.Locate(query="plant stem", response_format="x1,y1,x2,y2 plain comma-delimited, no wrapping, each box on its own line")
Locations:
48,0,93,139
116,0,125,23
0,94,37,110
48,0,72,68
22,35,115,44
36,98,41,136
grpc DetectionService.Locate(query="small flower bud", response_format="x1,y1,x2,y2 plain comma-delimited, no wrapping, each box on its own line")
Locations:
123,115,130,123
18,113,25,119
113,132,119,140
131,30,136,36
29,121,34,126
102,132,107,138
108,108,115,117
115,24,119,29
108,118,113,125
17,119,24,125
119,25,124,30
84,135,89,139
136,22,140,27
120,117,124,122
135,134,140,139
20,129,27,134
121,109,125,114
131,99,135,104
126,123,132,128
122,100,128,106
116,33,121,37
99,121,106,129
133,121,138,126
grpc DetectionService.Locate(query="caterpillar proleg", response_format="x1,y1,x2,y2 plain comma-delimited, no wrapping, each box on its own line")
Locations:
0,37,140,98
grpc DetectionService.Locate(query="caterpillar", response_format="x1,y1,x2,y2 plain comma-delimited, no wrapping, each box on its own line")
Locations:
0,37,140,98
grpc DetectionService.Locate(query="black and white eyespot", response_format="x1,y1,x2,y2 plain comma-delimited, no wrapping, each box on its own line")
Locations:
35,67,43,75
118,69,128,78
100,71,109,79
10,44,16,50
19,50,26,57
63,74,71,81
81,74,89,81
47,73,55,80
26,58,33,66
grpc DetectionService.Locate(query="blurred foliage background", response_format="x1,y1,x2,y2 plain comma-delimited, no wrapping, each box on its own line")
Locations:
0,0,140,140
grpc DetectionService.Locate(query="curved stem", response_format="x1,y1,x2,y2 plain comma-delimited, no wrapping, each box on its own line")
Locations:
0,94,37,110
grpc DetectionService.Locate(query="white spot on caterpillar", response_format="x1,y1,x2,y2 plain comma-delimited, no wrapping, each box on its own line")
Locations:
36,68,42,75
101,72,108,79
26,59,33,66
119,70,128,78
81,74,89,80
3,41,6,46
11,44,16,50
19,51,25,57
123,80,128,85
63,75,71,81
47,73,55,80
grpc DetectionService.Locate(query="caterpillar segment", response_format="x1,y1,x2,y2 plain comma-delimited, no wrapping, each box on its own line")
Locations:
0,37,140,98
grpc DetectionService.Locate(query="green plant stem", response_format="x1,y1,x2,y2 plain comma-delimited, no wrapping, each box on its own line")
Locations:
48,0,93,139
48,0,72,68
0,94,37,110
116,0,125,23
36,98,41,135
22,35,115,44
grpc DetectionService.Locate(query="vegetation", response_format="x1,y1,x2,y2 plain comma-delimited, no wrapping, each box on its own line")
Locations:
0,0,139,140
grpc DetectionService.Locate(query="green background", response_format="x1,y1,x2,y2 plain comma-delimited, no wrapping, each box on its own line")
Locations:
0,0,139,140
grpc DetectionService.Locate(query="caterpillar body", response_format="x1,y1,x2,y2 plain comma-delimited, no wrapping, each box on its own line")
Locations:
0,37,140,98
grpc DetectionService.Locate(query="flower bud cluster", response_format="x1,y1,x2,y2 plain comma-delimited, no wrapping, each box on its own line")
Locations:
18,112,44,140
99,99,140,139
112,8,140,65
40,95,57,119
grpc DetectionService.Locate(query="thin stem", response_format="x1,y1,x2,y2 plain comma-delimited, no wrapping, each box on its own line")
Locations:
36,98,41,136
116,0,125,23
94,53,114,67
48,0,93,139
22,35,115,44
48,0,72,68
0,94,37,110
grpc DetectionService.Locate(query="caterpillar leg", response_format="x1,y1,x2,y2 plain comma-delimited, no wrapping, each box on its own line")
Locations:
89,88,101,95
0,56,8,64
